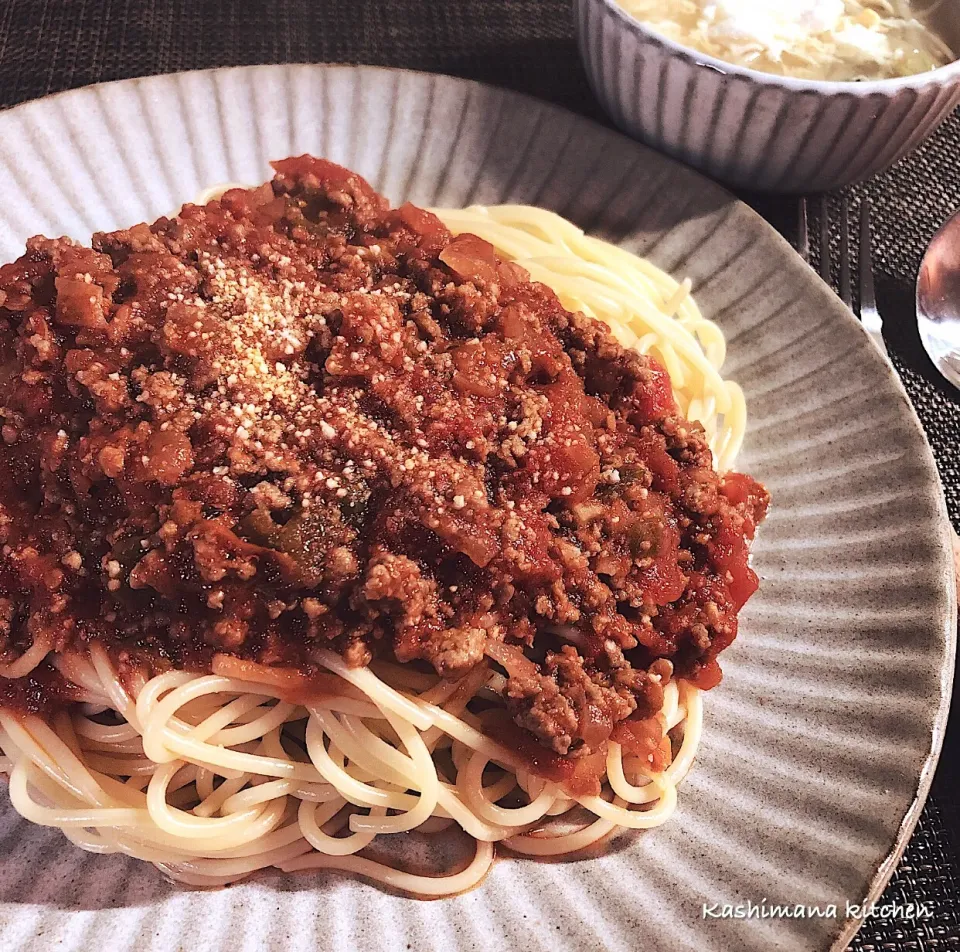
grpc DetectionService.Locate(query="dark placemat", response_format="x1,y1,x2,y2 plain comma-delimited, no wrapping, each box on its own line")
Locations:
0,1,957,947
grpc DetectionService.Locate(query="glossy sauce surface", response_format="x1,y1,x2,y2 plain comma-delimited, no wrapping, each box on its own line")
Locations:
0,157,767,767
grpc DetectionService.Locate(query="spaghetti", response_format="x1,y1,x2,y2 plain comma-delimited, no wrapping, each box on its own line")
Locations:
0,160,763,896
0,644,700,892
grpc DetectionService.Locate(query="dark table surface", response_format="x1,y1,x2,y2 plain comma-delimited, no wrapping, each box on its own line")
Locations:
0,1,958,948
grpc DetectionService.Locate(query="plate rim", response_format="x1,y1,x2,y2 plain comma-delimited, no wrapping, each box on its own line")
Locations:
0,62,955,952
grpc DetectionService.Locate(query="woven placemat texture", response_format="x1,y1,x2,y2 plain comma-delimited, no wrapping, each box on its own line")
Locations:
0,1,957,947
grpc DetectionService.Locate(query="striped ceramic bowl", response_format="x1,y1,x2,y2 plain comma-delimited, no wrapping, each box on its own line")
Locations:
574,0,960,193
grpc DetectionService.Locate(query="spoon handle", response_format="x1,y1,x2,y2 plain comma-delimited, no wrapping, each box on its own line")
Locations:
858,202,888,359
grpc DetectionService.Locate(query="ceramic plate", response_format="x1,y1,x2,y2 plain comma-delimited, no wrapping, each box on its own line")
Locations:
0,65,954,952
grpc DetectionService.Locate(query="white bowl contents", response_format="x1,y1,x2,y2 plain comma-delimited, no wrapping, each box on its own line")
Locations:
615,0,953,80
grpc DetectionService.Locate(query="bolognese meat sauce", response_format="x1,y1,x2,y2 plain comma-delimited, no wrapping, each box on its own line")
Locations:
0,157,768,757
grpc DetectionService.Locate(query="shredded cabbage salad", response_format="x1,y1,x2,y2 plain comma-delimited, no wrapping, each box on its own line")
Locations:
617,0,953,80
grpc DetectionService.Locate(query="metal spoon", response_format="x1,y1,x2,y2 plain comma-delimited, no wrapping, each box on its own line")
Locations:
917,210,960,391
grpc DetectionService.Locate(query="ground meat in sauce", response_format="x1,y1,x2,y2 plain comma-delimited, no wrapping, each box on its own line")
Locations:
0,156,769,757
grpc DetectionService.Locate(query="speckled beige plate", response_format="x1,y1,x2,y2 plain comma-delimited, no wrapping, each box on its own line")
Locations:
0,65,954,952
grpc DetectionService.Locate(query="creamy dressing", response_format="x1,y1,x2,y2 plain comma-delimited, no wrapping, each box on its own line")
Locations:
617,0,954,80
704,0,845,57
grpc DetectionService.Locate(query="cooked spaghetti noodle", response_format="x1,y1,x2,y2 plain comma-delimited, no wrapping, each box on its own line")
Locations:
0,159,765,896
0,644,700,891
